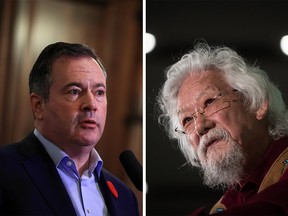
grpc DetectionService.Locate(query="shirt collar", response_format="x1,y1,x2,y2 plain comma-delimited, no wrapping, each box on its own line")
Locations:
33,129,103,178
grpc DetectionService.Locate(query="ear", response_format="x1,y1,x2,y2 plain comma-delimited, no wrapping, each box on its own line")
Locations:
30,93,45,120
256,100,269,120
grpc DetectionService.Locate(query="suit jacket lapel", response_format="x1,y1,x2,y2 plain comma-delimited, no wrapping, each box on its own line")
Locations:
98,170,118,216
19,133,77,216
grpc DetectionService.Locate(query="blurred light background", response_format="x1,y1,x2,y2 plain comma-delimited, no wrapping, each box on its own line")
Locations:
146,0,288,215
0,0,142,214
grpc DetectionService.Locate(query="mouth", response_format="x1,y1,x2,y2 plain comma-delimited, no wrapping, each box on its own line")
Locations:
79,119,98,129
203,138,223,152
205,138,222,149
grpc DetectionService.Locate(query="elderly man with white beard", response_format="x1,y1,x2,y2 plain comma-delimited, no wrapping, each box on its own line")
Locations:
157,42,288,215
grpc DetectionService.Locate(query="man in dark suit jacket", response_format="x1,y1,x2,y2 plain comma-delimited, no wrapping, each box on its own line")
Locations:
0,42,139,216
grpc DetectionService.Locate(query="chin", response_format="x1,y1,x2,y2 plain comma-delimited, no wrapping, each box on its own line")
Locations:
207,149,226,163
68,126,101,147
76,134,100,146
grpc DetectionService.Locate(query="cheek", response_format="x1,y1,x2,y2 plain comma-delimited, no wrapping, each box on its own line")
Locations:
187,134,200,150
219,112,254,143
48,106,77,126
100,104,107,118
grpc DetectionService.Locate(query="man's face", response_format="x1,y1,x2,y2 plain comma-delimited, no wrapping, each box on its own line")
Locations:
34,56,107,151
177,71,268,180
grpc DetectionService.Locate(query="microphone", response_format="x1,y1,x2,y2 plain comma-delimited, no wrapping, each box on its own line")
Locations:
119,150,143,191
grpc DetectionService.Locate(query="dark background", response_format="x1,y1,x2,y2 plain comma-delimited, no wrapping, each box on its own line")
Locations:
146,0,288,215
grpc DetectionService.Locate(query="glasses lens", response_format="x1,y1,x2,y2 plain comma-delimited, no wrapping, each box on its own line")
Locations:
182,100,230,135
205,100,230,116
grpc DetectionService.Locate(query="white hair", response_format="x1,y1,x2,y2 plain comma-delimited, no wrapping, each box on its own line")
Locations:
157,43,288,167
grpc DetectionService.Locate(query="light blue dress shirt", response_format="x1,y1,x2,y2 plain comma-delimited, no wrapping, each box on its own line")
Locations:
34,129,108,216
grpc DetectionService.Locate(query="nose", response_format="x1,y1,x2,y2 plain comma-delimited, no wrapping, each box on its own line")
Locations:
194,114,214,136
81,91,97,113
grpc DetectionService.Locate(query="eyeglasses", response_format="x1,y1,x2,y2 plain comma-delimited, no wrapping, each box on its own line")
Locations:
175,90,238,135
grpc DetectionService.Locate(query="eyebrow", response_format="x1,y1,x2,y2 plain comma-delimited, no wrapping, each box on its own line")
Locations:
62,82,106,91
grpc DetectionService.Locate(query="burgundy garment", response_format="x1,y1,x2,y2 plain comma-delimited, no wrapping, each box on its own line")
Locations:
191,137,288,215
221,137,288,208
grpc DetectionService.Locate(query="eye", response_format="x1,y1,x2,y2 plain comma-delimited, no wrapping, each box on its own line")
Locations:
204,98,215,107
69,89,81,95
96,90,105,96
182,115,195,127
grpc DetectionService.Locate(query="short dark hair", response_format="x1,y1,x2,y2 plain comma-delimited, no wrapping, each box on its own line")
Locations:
29,42,106,100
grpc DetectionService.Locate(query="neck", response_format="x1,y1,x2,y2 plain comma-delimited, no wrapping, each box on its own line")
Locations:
69,151,91,176
77,155,91,177
66,145,94,175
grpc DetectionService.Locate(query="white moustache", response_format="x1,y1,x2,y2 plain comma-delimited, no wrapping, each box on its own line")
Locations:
199,127,230,151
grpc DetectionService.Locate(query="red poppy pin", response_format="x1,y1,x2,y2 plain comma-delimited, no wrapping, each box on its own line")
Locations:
107,181,118,198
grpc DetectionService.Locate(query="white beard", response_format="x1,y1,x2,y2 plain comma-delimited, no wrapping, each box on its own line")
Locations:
197,127,246,189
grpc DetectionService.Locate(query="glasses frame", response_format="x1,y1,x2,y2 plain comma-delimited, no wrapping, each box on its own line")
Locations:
175,90,239,135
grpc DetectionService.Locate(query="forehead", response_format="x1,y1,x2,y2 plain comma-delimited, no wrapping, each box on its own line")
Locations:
177,70,229,107
50,56,106,83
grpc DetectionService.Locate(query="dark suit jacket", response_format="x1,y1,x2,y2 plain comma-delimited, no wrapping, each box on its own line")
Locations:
0,133,139,216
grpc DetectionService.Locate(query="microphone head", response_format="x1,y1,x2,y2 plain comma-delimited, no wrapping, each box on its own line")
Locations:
119,150,143,191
